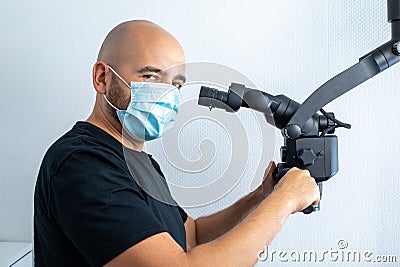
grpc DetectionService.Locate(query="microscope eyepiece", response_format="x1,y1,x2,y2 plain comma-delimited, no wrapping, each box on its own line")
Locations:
199,86,228,103
198,86,230,110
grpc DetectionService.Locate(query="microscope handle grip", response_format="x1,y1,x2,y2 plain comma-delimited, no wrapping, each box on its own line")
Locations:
272,166,291,182
302,182,323,214
272,166,322,214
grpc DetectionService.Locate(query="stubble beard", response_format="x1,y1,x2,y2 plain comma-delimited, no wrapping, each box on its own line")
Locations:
106,74,131,122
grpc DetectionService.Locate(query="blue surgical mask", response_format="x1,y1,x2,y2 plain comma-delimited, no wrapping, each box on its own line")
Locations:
104,66,180,141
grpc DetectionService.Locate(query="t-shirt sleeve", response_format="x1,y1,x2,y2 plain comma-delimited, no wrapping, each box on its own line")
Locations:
177,206,188,223
50,148,167,267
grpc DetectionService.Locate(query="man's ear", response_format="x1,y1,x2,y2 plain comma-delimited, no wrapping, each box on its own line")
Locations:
92,61,109,94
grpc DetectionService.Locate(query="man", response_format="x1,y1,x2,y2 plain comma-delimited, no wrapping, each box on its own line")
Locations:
34,20,319,267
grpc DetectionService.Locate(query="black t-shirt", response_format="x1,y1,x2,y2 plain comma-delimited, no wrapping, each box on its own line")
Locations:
34,122,188,267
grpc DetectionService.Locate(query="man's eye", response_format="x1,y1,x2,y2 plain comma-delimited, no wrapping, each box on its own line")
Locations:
172,82,183,89
142,74,158,81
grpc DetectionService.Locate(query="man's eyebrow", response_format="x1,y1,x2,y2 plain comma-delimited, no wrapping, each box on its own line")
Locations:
137,66,163,73
137,66,186,83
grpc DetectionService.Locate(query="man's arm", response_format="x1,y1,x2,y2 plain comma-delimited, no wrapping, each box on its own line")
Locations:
191,162,277,245
105,168,319,267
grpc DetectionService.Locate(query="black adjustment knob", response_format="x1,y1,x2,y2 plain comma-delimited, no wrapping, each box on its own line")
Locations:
283,125,301,139
393,42,400,56
297,148,317,166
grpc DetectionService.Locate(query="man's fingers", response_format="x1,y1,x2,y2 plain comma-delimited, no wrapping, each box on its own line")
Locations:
268,161,277,174
263,161,276,183
312,187,321,206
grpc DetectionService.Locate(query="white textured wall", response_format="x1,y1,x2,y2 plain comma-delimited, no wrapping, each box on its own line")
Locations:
1,0,399,266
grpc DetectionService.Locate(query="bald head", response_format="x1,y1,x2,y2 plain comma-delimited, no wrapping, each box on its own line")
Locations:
97,20,185,68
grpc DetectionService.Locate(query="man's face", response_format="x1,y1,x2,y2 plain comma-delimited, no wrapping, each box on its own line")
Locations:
105,32,186,116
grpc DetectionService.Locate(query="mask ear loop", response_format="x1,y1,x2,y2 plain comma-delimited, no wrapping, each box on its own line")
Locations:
103,94,120,111
103,65,131,111
107,65,131,89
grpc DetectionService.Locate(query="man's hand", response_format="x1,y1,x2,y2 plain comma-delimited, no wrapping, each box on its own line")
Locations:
271,168,320,213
